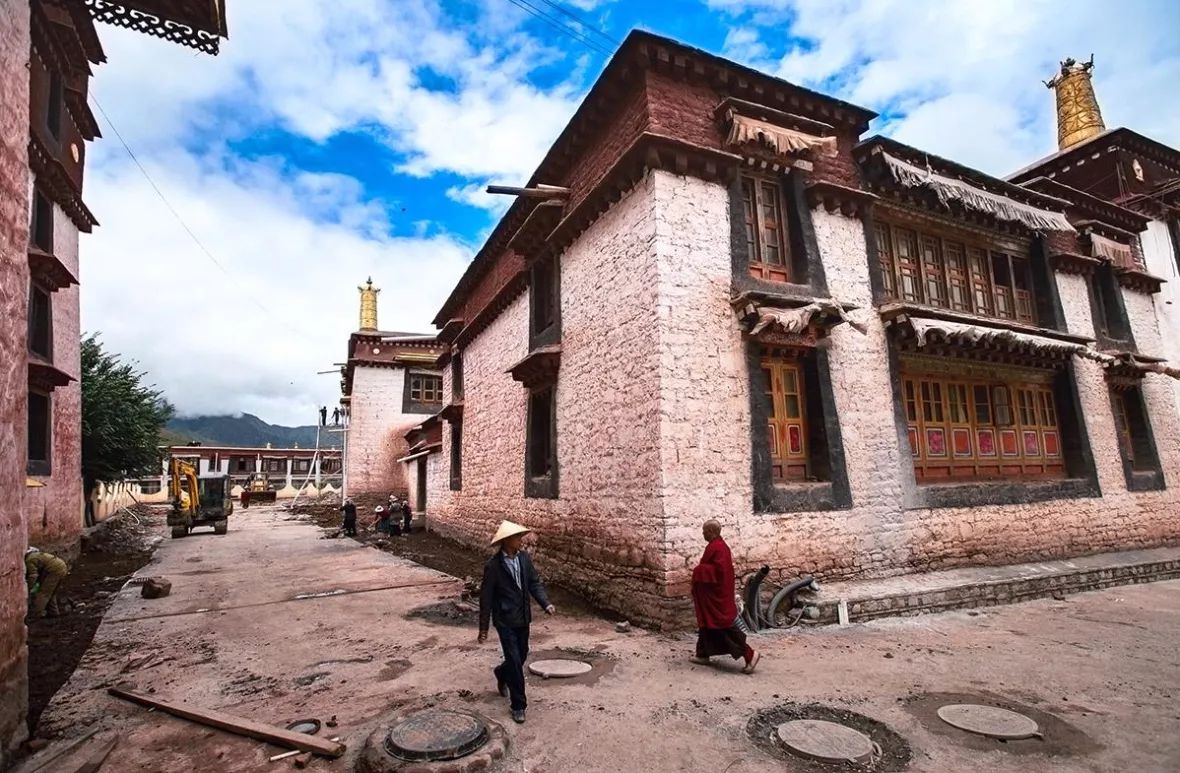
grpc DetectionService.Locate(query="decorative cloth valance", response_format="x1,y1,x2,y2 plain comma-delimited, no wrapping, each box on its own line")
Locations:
1089,232,1136,269
880,152,1075,233
727,115,838,159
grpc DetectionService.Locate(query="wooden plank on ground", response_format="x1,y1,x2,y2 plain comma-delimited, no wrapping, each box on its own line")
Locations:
107,687,346,757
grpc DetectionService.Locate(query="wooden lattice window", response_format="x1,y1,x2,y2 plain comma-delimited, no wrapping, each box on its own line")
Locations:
763,357,809,481
409,373,443,403
903,365,1063,482
875,221,897,298
28,283,53,360
741,174,791,282
877,218,1038,325
27,391,51,476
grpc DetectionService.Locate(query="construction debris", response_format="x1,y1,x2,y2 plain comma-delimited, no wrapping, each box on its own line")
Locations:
108,687,346,758
141,578,171,599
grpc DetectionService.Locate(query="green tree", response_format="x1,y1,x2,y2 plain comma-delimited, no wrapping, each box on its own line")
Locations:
81,335,174,503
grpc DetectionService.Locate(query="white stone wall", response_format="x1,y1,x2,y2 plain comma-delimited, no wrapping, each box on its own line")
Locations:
345,365,419,496
426,175,668,616
1140,221,1180,417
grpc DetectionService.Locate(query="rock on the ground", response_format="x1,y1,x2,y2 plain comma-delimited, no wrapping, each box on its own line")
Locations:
141,578,172,599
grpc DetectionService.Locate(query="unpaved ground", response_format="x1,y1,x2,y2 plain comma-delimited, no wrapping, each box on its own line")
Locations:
36,505,1180,772
25,505,162,731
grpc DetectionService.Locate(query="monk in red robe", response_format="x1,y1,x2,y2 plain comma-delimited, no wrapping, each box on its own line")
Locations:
690,520,760,673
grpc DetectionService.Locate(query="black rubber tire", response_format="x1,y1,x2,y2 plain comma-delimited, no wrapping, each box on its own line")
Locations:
213,520,228,535
170,525,187,539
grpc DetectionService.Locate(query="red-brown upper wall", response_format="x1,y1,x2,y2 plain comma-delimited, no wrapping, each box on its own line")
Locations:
433,30,876,336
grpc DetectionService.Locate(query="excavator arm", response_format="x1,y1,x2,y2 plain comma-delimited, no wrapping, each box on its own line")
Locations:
169,458,200,515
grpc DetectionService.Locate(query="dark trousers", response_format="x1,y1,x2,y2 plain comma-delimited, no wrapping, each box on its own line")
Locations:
494,625,530,711
696,627,754,660
343,516,356,536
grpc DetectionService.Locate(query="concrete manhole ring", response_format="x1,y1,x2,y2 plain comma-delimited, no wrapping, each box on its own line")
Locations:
528,659,592,679
385,709,488,761
358,707,509,773
937,704,1041,740
775,719,876,764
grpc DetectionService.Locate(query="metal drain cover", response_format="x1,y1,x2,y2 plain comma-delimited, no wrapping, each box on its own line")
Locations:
937,704,1040,740
384,709,489,762
528,659,592,678
775,719,875,764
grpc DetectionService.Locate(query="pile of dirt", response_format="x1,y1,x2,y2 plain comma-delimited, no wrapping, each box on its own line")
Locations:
25,506,166,734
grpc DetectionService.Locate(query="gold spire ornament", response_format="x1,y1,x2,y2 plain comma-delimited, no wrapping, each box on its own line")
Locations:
1045,55,1106,151
358,277,380,331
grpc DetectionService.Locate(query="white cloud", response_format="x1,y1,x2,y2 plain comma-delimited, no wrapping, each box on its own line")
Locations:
83,0,596,424
707,0,1180,176
80,149,470,426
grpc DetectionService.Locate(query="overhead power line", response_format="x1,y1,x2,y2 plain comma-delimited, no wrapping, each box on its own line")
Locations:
535,0,619,47
89,93,302,332
505,0,614,57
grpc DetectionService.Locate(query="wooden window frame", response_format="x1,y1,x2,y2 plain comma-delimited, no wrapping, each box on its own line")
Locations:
28,281,53,360
741,173,792,282
450,420,462,491
762,355,810,482
31,189,53,254
1109,384,1163,485
408,373,443,403
524,384,558,498
27,390,52,476
451,351,463,401
878,216,1038,325
903,365,1064,482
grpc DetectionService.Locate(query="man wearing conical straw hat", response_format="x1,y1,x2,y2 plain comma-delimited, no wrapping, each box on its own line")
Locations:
477,520,555,724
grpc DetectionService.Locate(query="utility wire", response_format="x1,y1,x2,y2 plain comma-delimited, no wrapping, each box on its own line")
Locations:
535,0,619,47
89,93,301,331
505,0,614,57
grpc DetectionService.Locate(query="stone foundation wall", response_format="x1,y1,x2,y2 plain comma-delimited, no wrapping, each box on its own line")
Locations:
0,2,30,762
346,366,417,496
427,176,668,622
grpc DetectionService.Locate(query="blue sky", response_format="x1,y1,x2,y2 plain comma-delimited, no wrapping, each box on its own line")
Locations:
79,0,1180,425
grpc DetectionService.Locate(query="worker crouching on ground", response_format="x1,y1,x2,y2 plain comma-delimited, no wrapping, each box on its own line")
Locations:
341,498,357,537
25,546,69,618
690,520,760,674
477,521,555,724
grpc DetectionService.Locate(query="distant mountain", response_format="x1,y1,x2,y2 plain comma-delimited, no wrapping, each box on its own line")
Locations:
165,413,342,450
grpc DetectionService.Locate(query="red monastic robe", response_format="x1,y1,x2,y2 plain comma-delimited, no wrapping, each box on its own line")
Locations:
691,537,738,629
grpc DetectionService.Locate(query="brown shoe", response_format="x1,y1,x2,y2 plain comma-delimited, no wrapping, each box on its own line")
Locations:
742,651,761,674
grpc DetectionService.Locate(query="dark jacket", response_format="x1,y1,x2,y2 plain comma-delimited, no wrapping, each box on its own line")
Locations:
479,550,551,633
341,502,357,522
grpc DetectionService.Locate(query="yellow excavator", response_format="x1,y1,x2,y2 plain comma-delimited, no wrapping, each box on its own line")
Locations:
169,457,233,539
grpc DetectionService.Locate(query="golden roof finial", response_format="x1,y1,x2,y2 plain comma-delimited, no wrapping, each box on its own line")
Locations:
1045,55,1105,151
358,277,380,331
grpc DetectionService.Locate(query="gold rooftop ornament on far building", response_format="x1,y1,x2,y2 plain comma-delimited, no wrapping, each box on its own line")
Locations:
1045,55,1106,151
358,277,380,331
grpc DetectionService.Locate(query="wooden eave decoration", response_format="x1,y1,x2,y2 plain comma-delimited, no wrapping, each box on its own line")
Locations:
86,0,229,55
883,313,1084,368
28,358,74,391
437,319,465,345
38,2,98,72
1115,267,1165,294
440,402,464,423
28,246,79,291
28,135,97,232
64,86,101,140
507,201,564,260
732,295,864,347
507,345,561,387
1019,176,1149,233
1050,251,1102,276
805,181,877,217
879,303,1093,346
435,349,452,370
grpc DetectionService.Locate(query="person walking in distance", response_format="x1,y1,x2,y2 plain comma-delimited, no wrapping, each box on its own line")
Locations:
477,521,555,724
690,520,760,674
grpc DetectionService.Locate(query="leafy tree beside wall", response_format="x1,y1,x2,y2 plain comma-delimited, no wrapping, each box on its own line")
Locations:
80,335,174,517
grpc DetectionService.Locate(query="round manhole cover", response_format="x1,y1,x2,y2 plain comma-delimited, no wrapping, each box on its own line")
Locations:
937,704,1040,740
775,719,875,764
384,709,489,762
528,659,592,678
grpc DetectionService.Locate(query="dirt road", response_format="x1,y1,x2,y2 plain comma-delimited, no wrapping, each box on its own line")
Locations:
37,505,1180,772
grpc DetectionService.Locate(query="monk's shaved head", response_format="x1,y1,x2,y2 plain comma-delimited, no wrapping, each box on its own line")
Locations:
702,520,722,540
